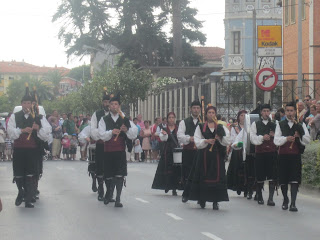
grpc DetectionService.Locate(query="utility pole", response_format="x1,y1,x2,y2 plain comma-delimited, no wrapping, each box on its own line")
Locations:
252,9,257,109
172,0,182,67
297,0,303,101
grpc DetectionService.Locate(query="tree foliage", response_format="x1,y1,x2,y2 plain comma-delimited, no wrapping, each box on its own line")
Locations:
42,59,153,116
67,65,91,83
6,76,54,108
53,0,206,67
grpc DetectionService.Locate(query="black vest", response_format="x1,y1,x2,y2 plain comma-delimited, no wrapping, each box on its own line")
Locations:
103,114,130,138
279,119,304,137
255,120,276,136
95,109,108,128
15,110,35,129
184,116,198,136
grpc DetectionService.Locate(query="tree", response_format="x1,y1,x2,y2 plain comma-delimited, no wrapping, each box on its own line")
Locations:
45,70,62,96
67,65,91,83
53,0,206,67
6,76,54,106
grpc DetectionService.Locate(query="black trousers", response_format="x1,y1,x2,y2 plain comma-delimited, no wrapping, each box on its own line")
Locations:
255,152,277,182
13,148,39,177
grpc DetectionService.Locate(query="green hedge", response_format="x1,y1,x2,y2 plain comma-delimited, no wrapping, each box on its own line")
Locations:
302,141,320,188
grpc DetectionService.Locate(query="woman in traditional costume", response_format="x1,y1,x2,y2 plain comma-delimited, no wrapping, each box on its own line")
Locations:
185,105,231,210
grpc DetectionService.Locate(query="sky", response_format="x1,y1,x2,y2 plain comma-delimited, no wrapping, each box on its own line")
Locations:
0,0,225,69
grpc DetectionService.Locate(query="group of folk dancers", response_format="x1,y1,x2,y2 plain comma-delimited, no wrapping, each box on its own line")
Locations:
150,100,310,212
8,85,310,212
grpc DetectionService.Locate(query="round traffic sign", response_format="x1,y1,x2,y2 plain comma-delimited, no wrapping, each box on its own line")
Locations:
255,68,278,91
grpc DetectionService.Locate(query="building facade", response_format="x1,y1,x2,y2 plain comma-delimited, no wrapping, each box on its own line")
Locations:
0,61,69,96
282,0,320,99
223,0,283,80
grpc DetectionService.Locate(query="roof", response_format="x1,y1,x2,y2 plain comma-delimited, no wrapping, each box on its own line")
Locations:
193,47,225,62
0,61,70,76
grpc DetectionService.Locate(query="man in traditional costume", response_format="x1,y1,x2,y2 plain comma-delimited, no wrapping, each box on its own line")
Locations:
7,84,51,208
98,94,137,207
177,100,201,202
250,104,277,206
274,102,310,212
90,89,112,201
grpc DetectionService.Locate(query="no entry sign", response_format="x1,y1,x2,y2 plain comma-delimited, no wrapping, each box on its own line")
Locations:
255,68,278,91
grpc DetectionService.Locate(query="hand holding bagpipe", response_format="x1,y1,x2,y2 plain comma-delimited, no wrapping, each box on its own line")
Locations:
114,109,129,141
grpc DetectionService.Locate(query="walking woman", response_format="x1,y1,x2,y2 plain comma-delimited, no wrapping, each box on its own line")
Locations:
152,112,182,195
227,110,249,197
183,105,231,210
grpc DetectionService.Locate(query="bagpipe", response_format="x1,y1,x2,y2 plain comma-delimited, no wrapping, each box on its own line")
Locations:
27,86,42,141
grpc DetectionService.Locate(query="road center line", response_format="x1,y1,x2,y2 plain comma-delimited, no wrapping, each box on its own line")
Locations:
135,198,149,203
166,213,183,221
201,232,223,240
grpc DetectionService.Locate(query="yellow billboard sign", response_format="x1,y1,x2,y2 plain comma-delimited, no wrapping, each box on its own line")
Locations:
258,25,282,48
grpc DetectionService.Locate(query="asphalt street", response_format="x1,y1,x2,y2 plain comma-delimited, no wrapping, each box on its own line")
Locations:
0,160,320,240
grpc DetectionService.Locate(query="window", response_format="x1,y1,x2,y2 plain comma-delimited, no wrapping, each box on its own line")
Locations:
232,31,241,54
233,0,240,3
291,0,296,24
9,76,14,80
262,0,271,2
246,0,255,2
285,0,289,25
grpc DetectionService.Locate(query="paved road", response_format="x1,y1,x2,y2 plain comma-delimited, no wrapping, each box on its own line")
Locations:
0,160,320,240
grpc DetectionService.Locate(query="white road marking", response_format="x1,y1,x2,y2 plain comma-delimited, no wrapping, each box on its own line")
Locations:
135,198,149,203
201,232,223,240
56,166,75,171
166,213,183,221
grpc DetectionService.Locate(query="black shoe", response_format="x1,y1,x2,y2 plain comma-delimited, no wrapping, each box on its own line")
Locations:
247,193,253,200
115,201,123,208
267,199,275,206
213,202,219,210
258,199,264,205
98,195,104,201
237,190,241,195
15,191,24,206
92,183,98,192
165,189,169,193
289,203,298,212
25,202,34,208
172,190,177,196
182,196,188,203
199,200,206,209
282,200,289,210
244,191,248,198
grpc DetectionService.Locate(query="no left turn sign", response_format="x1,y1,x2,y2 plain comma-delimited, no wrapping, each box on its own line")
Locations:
255,68,278,91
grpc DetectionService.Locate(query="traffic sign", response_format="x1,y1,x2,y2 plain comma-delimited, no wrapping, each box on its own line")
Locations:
255,68,278,91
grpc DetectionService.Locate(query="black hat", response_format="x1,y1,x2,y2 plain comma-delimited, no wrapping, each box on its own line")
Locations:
109,92,120,105
260,103,271,110
21,83,33,102
190,99,201,107
102,87,110,101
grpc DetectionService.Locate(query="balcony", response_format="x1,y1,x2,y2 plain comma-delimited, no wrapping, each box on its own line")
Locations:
222,54,244,71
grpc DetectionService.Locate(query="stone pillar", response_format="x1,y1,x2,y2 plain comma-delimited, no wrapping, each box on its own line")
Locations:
155,94,159,118
160,92,163,118
169,89,172,114
174,88,178,116
151,94,154,121
211,81,216,107
191,86,195,101
164,90,168,117
185,86,189,118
